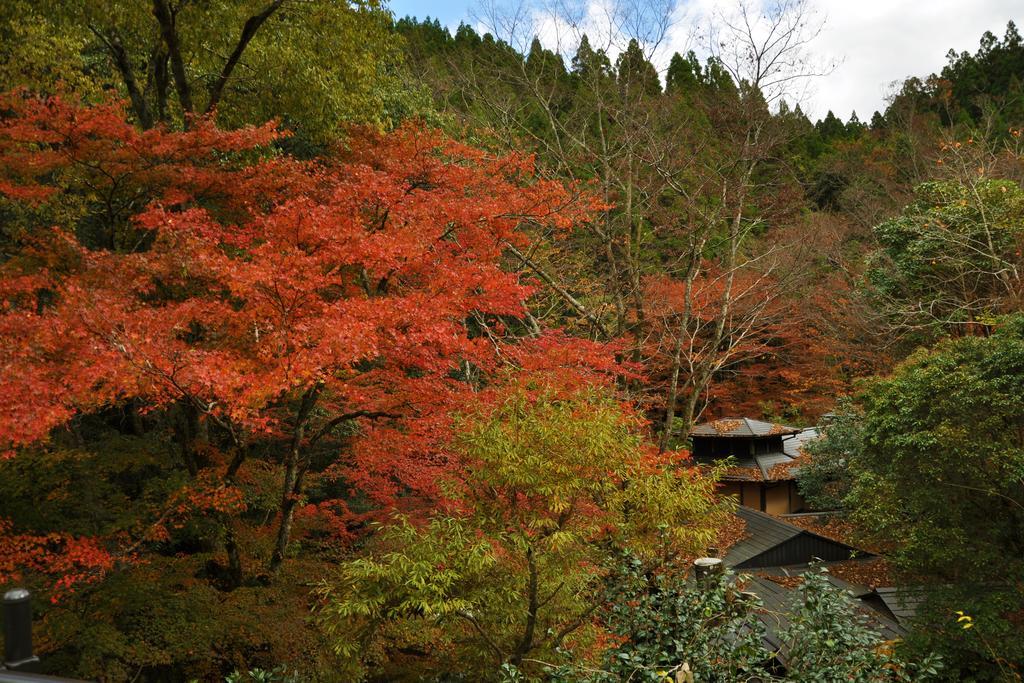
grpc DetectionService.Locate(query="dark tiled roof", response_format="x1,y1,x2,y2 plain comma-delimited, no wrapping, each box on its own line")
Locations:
691,417,802,438
746,575,793,655
725,507,866,569
726,507,803,567
719,504,906,664
825,575,874,598
743,575,907,663
716,427,819,482
875,587,927,625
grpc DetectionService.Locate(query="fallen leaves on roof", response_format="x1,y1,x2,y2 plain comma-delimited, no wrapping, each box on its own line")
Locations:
827,557,896,589
721,465,765,482
781,513,883,553
714,510,749,557
766,455,806,481
760,573,804,589
710,418,746,434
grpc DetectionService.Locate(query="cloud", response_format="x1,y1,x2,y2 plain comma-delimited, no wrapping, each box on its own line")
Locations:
805,0,1020,120
665,0,1020,120
501,0,1020,122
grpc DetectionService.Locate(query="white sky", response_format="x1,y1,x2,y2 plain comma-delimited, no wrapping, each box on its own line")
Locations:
801,0,1022,120
503,0,1022,122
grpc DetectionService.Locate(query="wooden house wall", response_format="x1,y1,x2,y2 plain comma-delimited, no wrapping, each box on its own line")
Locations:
719,481,805,514
765,484,790,515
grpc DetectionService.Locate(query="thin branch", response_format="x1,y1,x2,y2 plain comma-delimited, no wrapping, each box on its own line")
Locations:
205,0,285,115
455,610,506,660
89,26,155,129
308,409,401,445
505,242,609,337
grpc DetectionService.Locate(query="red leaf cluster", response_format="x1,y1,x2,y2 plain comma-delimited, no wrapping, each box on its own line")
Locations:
0,92,621,588
0,519,117,601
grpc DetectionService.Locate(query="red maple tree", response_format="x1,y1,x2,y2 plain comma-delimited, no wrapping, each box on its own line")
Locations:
0,92,603,591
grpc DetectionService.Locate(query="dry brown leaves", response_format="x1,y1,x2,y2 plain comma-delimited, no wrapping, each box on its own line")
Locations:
828,558,896,589
714,512,749,557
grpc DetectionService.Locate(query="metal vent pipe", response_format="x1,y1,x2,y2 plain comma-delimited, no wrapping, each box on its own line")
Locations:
3,588,39,671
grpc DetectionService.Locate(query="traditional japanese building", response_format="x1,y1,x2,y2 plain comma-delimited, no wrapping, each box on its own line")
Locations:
690,417,819,514
712,506,905,672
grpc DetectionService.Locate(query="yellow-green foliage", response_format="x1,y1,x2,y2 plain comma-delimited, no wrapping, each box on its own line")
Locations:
0,2,99,98
2,1,421,140
319,380,730,680
454,385,726,561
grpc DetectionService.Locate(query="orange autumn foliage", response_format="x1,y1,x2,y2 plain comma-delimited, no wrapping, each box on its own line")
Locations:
0,92,613,595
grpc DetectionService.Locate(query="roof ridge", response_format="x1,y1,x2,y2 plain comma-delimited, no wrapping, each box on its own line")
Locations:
725,506,874,570
737,506,868,553
753,452,771,479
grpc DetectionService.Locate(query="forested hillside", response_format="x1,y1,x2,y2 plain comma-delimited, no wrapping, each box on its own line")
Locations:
0,1,1022,681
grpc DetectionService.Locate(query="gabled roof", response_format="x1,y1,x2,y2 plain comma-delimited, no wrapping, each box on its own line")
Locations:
724,506,867,569
691,417,801,438
715,506,907,666
716,427,819,482
726,507,802,566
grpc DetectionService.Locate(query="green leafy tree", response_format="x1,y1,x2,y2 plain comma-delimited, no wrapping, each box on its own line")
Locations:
539,565,939,682
848,315,1024,678
940,22,1024,128
798,399,864,511
616,39,661,98
0,2,101,98
781,567,942,682
665,51,702,94
703,56,738,94
867,179,1024,341
847,111,865,136
594,562,769,682
571,34,613,79
2,0,414,141
816,111,848,141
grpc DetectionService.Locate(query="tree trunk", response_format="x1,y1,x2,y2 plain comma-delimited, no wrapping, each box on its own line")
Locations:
174,401,200,476
269,459,301,573
220,445,248,590
204,0,285,115
509,546,539,666
659,325,685,452
268,384,321,573
152,0,194,117
94,28,154,129
128,398,145,436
